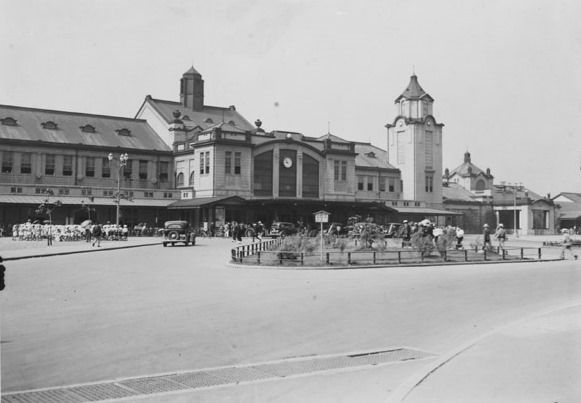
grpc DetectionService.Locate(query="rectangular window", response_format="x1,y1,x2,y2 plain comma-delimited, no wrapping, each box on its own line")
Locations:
102,158,111,178
10,187,22,193
85,157,95,177
357,176,364,191
341,161,347,181
334,160,347,181
425,175,433,192
139,160,148,180
334,160,340,181
58,188,70,195
225,151,231,174
81,188,92,196
2,151,13,173
200,152,205,174
20,152,31,174
425,131,433,167
159,161,169,182
205,152,210,175
144,191,154,198
45,154,55,175
379,177,386,192
63,155,73,176
123,159,132,179
389,179,395,192
234,152,241,174
367,177,373,191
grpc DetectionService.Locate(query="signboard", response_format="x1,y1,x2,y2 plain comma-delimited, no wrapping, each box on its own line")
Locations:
314,210,330,223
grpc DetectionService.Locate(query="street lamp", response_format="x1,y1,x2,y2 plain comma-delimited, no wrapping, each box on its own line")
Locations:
108,152,129,226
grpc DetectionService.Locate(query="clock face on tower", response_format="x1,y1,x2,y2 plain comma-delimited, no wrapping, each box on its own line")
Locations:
283,157,293,168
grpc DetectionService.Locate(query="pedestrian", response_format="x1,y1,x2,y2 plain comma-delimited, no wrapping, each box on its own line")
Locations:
91,223,102,247
495,223,507,250
482,224,492,252
560,229,578,260
455,226,464,250
0,256,5,291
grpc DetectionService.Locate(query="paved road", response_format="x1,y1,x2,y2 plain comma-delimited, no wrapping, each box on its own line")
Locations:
1,237,579,402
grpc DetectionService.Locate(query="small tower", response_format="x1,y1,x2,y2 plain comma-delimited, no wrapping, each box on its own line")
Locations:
386,74,444,206
169,110,187,145
180,66,204,111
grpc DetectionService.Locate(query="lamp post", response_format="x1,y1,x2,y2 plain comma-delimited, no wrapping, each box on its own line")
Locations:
108,152,129,226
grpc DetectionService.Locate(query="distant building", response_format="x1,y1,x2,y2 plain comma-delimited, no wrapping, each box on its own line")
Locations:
0,105,174,227
443,151,556,235
552,192,581,230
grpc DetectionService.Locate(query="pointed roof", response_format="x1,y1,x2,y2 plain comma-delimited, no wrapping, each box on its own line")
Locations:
395,75,434,103
449,151,493,178
317,132,350,143
183,66,201,76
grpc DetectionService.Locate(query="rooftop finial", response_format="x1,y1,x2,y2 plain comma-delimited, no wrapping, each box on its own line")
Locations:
412,65,415,75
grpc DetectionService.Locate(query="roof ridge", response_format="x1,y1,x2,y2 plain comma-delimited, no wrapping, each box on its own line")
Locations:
0,104,147,123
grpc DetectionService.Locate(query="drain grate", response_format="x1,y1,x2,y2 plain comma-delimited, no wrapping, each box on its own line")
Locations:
2,347,434,403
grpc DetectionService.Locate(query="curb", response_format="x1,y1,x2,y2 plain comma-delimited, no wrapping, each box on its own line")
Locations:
228,257,564,271
1,242,159,262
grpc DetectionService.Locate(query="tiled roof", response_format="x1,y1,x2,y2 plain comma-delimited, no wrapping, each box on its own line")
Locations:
554,192,581,204
449,161,490,177
443,182,479,202
395,75,434,103
317,133,350,143
145,97,255,132
0,104,171,152
354,142,398,170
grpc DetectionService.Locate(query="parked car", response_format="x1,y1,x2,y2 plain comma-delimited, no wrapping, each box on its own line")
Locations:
269,222,298,238
161,220,196,247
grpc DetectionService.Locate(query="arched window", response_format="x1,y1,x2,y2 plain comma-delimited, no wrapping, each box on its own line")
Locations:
254,151,273,196
475,179,486,191
176,172,184,187
189,171,195,186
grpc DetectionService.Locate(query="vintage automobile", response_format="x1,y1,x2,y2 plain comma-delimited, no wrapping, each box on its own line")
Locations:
161,220,196,247
269,221,298,238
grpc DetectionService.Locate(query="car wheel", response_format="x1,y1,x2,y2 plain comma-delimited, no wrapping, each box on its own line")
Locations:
163,242,167,247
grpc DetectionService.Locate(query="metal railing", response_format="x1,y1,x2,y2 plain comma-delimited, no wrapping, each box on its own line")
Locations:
232,242,548,267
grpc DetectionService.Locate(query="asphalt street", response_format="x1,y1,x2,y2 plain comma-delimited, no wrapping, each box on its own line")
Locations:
1,237,580,402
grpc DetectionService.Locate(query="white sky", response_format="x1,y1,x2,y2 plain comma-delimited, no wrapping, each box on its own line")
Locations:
1,0,580,196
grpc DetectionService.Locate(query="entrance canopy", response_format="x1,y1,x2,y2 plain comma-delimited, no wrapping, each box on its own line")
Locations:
168,196,246,210
394,206,463,216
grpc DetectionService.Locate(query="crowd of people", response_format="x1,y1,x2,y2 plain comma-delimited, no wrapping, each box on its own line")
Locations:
6,221,130,244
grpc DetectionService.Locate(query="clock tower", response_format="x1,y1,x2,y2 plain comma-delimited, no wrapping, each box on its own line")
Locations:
386,74,444,206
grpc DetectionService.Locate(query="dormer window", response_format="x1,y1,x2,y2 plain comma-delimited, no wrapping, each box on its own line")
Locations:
182,115,191,121
115,128,131,136
41,121,58,130
0,117,17,126
204,118,214,124
228,120,236,126
365,151,376,158
80,124,96,133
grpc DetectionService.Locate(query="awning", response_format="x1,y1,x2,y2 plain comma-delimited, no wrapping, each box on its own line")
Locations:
394,206,463,216
0,194,174,207
559,211,581,220
168,196,246,210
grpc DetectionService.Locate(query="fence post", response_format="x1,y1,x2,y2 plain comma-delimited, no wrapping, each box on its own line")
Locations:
443,250,447,262
538,248,542,260
520,248,524,260
257,251,261,264
398,251,401,264
326,252,330,265
502,249,505,260
373,252,376,265
484,249,487,261
348,252,351,265
464,249,468,262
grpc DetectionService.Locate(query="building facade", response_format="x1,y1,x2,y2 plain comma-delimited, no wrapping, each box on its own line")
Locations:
0,105,175,228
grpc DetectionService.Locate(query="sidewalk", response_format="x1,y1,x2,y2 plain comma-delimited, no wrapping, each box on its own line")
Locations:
390,303,581,403
0,236,160,260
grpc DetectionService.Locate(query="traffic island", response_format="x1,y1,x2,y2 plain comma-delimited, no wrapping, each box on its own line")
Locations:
231,237,556,269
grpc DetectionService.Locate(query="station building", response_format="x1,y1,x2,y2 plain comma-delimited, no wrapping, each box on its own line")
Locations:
0,66,458,230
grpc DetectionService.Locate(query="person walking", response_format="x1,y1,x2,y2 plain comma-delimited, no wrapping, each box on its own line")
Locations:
455,226,465,250
91,223,102,247
560,229,578,260
482,224,492,252
495,223,507,250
